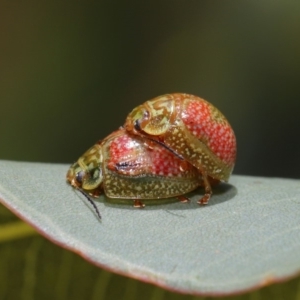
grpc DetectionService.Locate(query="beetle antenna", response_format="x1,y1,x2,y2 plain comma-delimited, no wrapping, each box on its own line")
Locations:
77,189,102,220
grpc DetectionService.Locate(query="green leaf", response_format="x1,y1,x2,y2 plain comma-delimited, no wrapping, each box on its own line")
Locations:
0,160,299,296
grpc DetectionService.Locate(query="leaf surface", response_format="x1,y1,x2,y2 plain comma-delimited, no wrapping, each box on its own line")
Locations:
0,160,300,296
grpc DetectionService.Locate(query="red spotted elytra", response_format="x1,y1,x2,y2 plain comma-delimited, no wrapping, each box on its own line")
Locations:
125,93,237,205
66,128,213,218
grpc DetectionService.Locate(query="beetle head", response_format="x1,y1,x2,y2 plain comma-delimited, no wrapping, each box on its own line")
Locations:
66,144,103,193
125,95,174,136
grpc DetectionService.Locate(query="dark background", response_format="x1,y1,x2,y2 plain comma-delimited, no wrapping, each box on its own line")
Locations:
1,1,299,179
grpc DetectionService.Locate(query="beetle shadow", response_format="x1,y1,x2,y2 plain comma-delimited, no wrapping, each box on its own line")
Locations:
100,182,237,212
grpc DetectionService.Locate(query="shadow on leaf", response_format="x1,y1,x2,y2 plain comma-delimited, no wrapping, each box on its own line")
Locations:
99,182,237,211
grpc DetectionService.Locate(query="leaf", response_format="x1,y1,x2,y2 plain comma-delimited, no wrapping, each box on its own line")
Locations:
0,160,300,296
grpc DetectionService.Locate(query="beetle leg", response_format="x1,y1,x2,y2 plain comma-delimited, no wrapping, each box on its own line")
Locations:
88,188,103,198
133,199,145,208
177,195,190,203
198,173,212,205
142,138,156,150
179,160,190,172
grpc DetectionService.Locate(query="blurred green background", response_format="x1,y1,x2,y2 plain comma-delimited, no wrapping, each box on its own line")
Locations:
0,1,299,178
1,1,300,299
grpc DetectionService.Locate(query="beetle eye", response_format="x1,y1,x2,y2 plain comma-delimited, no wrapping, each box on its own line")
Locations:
134,110,149,132
75,170,85,184
134,120,141,131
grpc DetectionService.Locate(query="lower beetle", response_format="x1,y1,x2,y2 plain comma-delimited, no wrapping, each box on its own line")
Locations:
67,128,210,218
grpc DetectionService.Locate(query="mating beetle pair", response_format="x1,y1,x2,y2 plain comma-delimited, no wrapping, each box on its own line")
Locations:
67,93,236,217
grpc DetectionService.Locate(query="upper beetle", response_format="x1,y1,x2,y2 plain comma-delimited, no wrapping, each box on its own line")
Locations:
124,93,237,204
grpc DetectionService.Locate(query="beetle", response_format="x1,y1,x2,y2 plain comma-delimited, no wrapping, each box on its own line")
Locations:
66,128,209,218
124,93,237,204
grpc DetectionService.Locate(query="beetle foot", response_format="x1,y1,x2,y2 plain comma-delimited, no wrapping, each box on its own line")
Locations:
177,195,190,203
197,194,211,205
133,199,145,208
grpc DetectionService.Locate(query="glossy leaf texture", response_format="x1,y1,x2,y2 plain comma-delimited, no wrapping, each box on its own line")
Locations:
0,160,300,296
